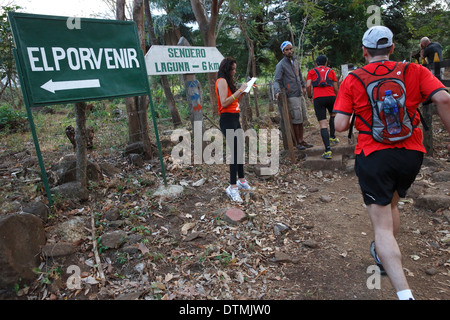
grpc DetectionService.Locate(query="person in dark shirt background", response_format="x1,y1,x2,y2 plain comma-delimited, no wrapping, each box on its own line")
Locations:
420,37,443,65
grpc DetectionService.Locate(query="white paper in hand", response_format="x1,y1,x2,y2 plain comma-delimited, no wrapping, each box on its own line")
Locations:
244,77,257,93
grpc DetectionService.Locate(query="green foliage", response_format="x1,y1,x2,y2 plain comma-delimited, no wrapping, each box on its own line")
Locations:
150,0,196,45
294,0,371,67
96,236,109,254
0,6,19,80
257,0,449,73
0,104,27,132
33,265,63,285
0,1,446,130
405,0,449,58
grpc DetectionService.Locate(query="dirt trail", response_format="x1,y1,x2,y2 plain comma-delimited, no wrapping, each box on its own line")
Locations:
1,111,449,301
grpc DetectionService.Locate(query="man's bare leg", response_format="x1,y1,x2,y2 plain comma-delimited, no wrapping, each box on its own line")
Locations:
367,192,413,299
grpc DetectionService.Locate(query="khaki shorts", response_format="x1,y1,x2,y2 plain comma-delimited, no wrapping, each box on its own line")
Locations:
287,96,307,124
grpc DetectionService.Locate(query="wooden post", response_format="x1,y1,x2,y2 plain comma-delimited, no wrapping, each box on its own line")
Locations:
422,60,445,156
421,103,433,156
268,81,274,112
240,93,249,131
178,37,204,141
278,89,296,162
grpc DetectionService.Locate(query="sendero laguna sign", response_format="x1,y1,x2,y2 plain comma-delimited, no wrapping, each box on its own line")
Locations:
9,12,149,107
145,45,224,75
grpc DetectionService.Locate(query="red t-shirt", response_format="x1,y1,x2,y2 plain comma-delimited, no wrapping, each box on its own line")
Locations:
307,66,337,98
333,61,447,156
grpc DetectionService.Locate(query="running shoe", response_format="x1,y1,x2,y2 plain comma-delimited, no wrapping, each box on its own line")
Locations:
329,137,340,145
370,241,387,275
226,185,243,203
237,179,252,190
321,150,332,159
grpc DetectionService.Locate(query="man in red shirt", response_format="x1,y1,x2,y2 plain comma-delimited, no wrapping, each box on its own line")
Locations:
306,55,339,159
334,26,450,300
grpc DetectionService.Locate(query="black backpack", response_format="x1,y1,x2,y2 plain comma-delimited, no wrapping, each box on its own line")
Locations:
312,66,334,88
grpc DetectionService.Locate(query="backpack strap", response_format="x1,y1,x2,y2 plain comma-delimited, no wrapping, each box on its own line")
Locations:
324,68,333,86
347,71,372,135
348,112,355,139
312,66,333,87
311,68,321,87
417,108,429,131
398,62,428,131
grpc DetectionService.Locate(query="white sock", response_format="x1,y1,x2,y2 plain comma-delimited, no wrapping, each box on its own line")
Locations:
397,289,414,300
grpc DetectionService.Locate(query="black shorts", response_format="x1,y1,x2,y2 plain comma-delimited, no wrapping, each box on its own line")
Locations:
313,96,336,121
355,148,423,206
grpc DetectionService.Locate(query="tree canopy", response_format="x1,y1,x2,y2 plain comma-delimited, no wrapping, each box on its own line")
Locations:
1,0,447,105
149,0,448,78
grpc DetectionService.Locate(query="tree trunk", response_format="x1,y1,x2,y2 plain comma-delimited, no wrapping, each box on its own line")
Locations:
132,0,153,159
190,0,222,115
117,0,140,143
250,44,259,118
126,97,141,143
161,75,182,127
116,0,125,20
74,102,87,188
144,0,182,128
118,0,153,159
233,6,259,118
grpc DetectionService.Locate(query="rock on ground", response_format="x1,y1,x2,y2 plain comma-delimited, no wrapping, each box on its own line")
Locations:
0,213,46,288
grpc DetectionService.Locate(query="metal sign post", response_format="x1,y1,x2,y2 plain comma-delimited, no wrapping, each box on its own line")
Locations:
9,12,168,204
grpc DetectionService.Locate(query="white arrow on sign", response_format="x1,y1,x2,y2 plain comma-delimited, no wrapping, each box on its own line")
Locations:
40,79,101,93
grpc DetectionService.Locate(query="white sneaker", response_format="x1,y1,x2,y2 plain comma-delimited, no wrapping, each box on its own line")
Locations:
225,185,243,202
237,179,252,190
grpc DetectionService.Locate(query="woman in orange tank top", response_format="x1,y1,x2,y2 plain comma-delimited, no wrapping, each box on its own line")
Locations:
215,57,251,203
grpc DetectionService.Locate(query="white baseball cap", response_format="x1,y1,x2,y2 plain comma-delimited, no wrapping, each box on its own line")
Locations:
362,26,393,49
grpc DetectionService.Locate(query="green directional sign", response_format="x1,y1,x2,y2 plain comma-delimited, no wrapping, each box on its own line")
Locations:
8,12,169,206
9,12,149,107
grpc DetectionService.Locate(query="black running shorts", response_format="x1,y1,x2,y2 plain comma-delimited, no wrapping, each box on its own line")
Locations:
313,96,336,121
355,148,424,206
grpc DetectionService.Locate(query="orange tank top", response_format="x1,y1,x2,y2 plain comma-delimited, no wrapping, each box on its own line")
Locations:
215,78,240,114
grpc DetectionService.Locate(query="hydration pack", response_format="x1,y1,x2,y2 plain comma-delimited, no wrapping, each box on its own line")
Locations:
348,61,420,144
312,66,334,88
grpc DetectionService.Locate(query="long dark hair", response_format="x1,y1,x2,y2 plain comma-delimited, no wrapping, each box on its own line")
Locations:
218,57,237,93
